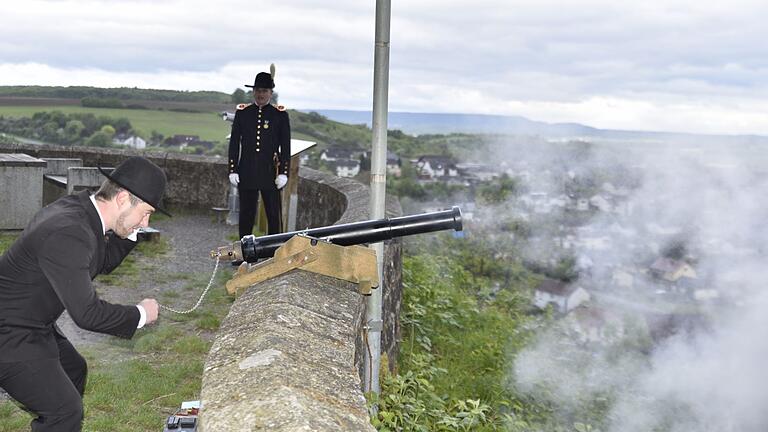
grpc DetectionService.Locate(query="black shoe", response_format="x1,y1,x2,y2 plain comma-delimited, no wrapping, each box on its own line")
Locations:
231,260,244,267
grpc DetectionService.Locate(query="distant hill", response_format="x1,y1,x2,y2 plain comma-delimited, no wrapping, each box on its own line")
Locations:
305,109,768,146
0,86,231,103
305,109,596,137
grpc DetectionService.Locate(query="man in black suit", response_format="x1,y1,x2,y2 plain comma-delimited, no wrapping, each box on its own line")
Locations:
0,156,169,431
228,70,291,237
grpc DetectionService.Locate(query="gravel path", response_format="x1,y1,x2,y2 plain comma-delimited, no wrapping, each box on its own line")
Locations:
57,211,239,348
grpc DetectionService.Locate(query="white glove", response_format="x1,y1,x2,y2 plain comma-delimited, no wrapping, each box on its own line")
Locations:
275,174,288,189
127,228,140,242
229,173,240,186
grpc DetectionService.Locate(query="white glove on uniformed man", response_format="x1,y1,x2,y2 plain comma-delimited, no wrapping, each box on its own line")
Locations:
229,173,240,186
275,174,288,189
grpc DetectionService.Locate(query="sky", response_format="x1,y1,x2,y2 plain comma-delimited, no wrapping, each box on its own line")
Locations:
1,0,767,135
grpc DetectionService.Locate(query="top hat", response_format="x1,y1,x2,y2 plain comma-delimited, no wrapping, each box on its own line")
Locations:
98,156,171,216
245,72,275,89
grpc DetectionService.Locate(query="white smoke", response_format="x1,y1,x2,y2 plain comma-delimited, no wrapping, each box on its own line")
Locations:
505,136,768,431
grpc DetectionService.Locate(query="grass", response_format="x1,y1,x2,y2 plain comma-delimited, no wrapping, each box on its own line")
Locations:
95,238,169,287
0,232,20,255
0,105,231,143
0,329,213,431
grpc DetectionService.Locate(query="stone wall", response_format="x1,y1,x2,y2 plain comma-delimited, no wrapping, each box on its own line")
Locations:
0,142,229,208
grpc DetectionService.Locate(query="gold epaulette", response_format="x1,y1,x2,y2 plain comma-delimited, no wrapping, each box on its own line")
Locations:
273,104,286,111
236,103,252,110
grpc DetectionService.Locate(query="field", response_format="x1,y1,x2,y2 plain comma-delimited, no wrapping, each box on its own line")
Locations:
0,101,232,143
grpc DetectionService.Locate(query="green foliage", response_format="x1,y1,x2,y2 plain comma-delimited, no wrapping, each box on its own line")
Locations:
371,250,545,431
0,109,128,146
373,230,633,431
231,88,247,103
387,175,427,200
0,85,229,103
86,130,112,147
291,110,371,149
478,174,519,204
63,119,85,141
0,132,19,145
81,96,126,108
0,105,230,145
371,353,494,432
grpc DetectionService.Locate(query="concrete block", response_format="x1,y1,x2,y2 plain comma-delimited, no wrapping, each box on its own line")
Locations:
0,153,45,229
66,167,112,195
42,158,82,176
42,174,68,206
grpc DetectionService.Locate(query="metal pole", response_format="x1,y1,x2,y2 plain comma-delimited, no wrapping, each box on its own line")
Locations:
365,0,391,397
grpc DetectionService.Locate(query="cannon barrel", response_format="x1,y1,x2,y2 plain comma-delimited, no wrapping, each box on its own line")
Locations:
213,206,463,263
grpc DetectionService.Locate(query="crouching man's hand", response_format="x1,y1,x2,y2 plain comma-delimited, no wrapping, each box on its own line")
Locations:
137,298,160,327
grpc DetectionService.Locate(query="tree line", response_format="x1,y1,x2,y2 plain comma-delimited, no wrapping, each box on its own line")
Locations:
0,85,230,103
0,111,133,147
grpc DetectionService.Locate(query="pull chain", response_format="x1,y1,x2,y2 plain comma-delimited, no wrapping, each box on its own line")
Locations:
158,259,221,314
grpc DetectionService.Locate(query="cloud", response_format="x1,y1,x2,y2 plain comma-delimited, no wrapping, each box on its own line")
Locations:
1,1,767,134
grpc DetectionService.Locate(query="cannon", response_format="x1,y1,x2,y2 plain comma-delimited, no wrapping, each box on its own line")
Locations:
211,206,463,264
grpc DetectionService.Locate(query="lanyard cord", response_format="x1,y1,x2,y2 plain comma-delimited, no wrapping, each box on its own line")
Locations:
158,259,221,314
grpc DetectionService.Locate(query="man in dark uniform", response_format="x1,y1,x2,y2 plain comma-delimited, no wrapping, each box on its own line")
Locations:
228,70,291,237
0,156,167,431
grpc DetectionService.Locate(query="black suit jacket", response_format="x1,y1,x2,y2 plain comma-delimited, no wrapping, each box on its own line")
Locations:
0,191,140,362
228,103,291,189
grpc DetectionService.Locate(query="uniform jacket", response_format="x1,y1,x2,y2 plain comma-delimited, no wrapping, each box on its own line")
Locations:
228,103,291,189
0,191,140,362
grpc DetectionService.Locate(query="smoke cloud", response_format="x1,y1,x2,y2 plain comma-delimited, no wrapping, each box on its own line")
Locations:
500,135,768,431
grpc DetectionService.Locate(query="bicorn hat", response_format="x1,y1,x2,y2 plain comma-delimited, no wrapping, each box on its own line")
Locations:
98,156,171,216
245,71,275,89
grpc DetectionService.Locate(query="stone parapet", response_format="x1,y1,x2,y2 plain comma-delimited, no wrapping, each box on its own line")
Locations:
199,272,375,431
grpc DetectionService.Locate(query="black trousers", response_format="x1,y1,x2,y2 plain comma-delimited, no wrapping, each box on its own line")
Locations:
0,336,87,432
238,185,282,237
